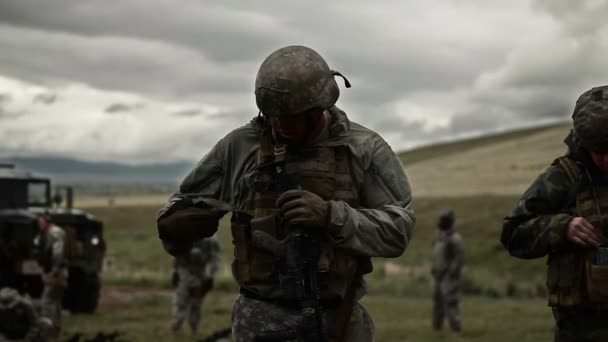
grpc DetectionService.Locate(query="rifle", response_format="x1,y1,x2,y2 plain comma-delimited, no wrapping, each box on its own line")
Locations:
252,158,326,342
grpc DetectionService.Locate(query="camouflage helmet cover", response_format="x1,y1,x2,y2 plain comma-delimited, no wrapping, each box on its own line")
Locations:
255,45,345,117
572,85,608,152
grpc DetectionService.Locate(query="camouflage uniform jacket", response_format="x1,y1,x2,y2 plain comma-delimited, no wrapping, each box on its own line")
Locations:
173,236,220,288
501,136,608,259
37,224,67,274
165,106,415,297
431,229,464,281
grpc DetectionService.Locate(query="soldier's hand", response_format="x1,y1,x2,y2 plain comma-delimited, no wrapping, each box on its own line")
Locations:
566,217,603,247
276,190,329,229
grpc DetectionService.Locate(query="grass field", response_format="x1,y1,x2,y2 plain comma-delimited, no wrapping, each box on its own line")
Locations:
64,194,554,341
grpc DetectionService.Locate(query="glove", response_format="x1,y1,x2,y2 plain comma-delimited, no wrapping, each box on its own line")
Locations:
157,198,230,245
276,190,330,229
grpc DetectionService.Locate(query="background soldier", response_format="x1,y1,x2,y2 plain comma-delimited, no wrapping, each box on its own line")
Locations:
157,45,416,342
502,85,608,341
0,287,51,342
170,235,220,336
35,214,67,339
430,209,464,333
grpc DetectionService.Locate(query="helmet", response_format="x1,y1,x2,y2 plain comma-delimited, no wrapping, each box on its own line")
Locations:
572,85,608,152
438,209,455,228
255,45,348,117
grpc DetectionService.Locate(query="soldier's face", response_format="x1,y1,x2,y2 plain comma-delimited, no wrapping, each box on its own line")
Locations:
37,217,50,231
591,151,608,172
270,109,325,144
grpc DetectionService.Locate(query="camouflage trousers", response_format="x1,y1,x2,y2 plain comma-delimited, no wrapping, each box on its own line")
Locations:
432,278,461,332
231,295,375,342
41,283,64,338
170,282,204,332
553,307,608,342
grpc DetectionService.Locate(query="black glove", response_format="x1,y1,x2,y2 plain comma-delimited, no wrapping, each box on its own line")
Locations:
276,190,330,229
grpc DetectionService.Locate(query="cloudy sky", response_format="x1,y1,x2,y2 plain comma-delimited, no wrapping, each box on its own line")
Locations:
0,0,607,164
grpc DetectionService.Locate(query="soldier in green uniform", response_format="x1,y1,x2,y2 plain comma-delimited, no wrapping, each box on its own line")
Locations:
431,209,464,333
501,85,608,342
157,45,416,342
0,287,51,341
170,235,220,336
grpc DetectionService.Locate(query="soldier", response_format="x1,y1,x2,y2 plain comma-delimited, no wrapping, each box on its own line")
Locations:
170,235,221,336
35,214,67,339
0,287,51,341
501,85,608,341
157,45,415,342
430,209,464,333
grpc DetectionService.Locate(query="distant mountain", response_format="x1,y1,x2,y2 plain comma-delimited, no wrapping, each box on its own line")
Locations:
0,156,195,184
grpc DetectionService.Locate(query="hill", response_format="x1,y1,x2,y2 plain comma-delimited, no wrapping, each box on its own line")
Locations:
0,156,194,185
398,122,571,196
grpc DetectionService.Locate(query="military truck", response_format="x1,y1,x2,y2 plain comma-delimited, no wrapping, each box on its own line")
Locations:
0,164,105,312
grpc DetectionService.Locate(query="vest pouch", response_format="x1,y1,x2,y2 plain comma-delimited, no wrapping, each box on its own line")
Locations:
231,214,252,283
585,248,608,303
249,214,280,282
546,251,585,306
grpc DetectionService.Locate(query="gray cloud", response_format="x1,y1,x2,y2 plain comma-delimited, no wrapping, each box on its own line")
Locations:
533,0,608,36
0,0,607,163
172,109,201,117
32,92,56,105
0,107,25,119
104,102,143,114
0,93,11,104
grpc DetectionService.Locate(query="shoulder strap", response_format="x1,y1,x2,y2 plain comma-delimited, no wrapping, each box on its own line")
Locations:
554,156,584,216
555,156,580,184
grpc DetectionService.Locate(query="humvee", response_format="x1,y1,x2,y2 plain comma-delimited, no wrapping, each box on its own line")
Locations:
0,164,105,312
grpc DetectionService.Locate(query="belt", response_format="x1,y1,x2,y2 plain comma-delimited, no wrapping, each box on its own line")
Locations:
240,288,342,309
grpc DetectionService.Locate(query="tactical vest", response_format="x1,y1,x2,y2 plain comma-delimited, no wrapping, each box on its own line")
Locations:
546,157,608,306
231,119,372,295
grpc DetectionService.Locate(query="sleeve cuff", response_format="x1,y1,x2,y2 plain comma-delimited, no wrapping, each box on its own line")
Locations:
549,214,575,252
327,200,347,239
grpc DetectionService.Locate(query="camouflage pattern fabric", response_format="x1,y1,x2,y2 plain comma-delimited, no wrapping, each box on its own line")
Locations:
170,236,220,333
431,229,464,332
0,287,50,341
231,295,374,342
160,106,415,340
255,45,342,118
37,224,68,338
572,85,608,152
501,164,575,259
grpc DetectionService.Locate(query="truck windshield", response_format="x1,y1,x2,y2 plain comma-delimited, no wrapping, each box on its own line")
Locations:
0,179,51,208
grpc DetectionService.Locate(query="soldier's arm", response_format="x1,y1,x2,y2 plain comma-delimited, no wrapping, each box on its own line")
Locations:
157,139,229,256
445,237,464,278
208,238,221,276
159,141,226,218
501,165,574,259
51,230,66,272
327,137,415,258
